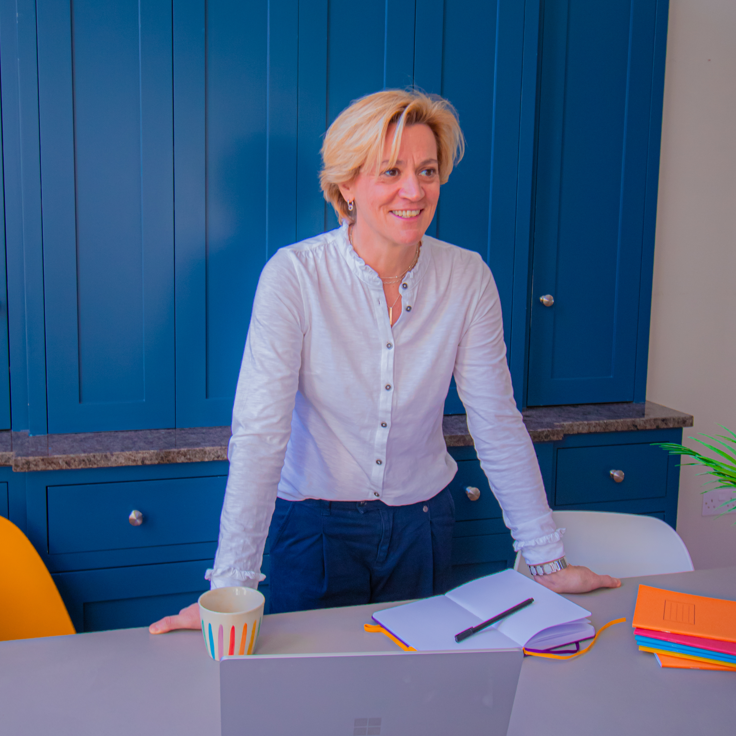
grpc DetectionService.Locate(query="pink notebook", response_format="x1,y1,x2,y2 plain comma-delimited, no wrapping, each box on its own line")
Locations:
635,627,736,656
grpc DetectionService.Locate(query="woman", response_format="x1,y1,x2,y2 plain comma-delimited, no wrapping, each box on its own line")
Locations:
151,90,618,634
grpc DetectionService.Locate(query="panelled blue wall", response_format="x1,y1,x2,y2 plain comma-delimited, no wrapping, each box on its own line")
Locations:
37,0,175,432
0,108,10,429
0,0,669,434
173,0,531,428
526,0,668,406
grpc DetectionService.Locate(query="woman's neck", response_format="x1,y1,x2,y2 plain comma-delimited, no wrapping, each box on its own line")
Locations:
349,223,420,280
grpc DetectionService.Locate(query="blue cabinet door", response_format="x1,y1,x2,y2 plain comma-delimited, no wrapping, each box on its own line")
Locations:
175,0,416,428
527,0,668,405
36,0,175,432
173,0,300,429
415,0,529,413
0,115,10,429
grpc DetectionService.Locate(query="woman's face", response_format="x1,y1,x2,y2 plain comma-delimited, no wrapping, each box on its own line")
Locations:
341,123,440,250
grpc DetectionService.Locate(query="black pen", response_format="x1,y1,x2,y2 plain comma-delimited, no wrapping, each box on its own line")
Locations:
454,597,535,643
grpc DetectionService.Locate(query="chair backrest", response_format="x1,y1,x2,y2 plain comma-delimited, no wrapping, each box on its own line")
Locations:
0,516,76,641
514,510,694,580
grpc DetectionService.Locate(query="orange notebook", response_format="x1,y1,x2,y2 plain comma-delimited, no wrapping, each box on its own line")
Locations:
632,585,736,643
654,652,734,672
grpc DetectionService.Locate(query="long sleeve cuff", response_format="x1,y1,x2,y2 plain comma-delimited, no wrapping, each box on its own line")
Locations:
513,528,566,566
205,568,266,590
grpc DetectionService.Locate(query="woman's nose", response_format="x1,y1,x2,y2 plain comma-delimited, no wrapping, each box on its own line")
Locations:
399,173,423,200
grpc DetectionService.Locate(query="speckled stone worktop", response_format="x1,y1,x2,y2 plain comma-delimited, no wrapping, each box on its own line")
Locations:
0,401,692,472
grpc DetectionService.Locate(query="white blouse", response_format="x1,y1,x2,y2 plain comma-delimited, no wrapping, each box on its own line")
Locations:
207,222,564,589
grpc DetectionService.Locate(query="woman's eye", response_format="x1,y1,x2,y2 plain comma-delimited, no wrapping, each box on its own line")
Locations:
421,167,438,177
383,168,399,177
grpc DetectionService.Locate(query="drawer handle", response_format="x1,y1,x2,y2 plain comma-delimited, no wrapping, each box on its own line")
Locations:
609,470,625,483
128,509,144,526
539,294,555,307
465,486,481,502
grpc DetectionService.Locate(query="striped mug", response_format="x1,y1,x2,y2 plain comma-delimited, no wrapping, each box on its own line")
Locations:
198,587,265,661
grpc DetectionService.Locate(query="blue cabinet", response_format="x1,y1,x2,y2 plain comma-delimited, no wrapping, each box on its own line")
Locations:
0,117,10,429
175,0,529,425
23,427,681,631
2,0,672,430
526,0,668,405
36,0,175,433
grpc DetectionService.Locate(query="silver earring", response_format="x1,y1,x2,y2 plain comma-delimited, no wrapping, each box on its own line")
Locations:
347,200,354,212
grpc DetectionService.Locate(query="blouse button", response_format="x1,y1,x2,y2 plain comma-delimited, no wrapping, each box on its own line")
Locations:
376,459,383,465
405,305,412,312
385,384,391,391
374,492,380,497
381,422,387,428
402,283,408,289
386,343,393,349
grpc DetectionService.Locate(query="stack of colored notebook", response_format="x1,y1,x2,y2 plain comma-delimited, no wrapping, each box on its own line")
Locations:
632,584,736,671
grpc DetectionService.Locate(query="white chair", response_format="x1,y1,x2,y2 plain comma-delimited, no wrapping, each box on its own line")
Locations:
514,510,694,579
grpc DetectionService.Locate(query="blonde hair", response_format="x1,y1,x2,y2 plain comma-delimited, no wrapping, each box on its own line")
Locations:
320,89,465,223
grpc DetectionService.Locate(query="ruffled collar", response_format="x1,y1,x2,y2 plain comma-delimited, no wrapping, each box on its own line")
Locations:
334,220,429,288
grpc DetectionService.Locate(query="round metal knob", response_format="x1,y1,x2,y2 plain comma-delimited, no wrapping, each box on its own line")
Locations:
539,294,555,307
465,486,481,502
609,470,625,483
128,510,144,526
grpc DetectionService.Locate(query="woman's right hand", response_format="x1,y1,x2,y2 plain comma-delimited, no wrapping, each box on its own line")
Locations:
149,602,201,634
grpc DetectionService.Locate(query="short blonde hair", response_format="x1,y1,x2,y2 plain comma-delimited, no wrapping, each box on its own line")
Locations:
320,89,465,223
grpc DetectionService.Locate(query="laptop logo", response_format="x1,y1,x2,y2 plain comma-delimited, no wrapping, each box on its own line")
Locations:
354,717,382,735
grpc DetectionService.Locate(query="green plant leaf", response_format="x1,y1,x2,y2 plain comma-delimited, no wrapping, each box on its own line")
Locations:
690,436,736,467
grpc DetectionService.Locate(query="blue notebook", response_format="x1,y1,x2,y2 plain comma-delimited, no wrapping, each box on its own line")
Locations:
635,635,736,665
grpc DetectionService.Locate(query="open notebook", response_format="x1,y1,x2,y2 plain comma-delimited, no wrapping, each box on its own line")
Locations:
373,569,593,651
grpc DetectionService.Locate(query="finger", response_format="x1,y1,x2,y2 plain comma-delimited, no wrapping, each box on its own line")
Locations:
149,615,183,635
596,574,621,589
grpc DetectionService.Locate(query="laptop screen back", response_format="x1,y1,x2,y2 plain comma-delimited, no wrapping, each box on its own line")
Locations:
221,648,522,736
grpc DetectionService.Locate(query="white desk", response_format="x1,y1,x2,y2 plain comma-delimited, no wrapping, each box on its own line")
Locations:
2,567,735,735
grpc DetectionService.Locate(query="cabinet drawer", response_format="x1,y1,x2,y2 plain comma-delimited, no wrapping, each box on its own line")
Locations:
448,460,501,521
555,443,668,506
47,476,227,555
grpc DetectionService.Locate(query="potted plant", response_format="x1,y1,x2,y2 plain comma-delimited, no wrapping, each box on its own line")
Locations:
656,428,736,519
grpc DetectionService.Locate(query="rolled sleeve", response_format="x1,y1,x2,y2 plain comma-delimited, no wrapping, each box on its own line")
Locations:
209,250,306,588
452,257,564,566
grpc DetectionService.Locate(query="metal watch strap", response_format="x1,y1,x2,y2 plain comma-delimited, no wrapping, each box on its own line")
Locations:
528,557,568,577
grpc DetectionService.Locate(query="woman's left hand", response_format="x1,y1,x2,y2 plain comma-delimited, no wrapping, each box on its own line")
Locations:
532,564,621,594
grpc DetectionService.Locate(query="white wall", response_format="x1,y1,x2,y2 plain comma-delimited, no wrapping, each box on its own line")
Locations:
647,0,736,568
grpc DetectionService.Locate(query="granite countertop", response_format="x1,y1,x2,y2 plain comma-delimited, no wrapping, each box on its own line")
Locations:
0,401,692,473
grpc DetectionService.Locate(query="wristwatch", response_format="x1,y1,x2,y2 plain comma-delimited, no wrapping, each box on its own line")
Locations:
528,557,568,577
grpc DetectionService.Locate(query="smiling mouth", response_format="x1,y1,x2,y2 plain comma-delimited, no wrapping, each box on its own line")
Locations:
391,210,421,219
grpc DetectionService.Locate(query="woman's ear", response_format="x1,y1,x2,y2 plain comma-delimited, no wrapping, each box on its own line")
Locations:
338,181,355,208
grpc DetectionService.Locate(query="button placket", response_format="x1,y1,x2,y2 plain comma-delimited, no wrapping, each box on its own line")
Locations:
371,284,397,496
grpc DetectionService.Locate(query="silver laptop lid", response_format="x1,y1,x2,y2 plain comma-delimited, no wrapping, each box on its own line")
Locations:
221,648,523,736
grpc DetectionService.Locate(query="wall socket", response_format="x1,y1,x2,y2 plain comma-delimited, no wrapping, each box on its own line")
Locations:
702,489,736,517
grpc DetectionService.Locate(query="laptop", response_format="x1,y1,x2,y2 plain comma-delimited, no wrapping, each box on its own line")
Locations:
220,648,523,736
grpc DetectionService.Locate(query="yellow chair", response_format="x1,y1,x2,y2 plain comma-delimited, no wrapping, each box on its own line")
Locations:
0,515,76,641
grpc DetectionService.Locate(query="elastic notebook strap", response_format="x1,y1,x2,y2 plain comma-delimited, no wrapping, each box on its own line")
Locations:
364,623,417,652
523,618,627,659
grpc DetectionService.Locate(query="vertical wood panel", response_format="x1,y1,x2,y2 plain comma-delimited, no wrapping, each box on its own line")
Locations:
415,0,527,412
38,0,175,432
527,0,660,405
0,101,11,428
0,0,47,433
174,0,298,427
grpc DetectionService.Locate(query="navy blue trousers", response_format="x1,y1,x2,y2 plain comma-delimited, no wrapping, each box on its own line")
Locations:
268,486,455,614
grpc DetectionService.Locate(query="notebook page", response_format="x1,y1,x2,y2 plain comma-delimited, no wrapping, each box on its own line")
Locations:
446,569,591,646
372,595,519,651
